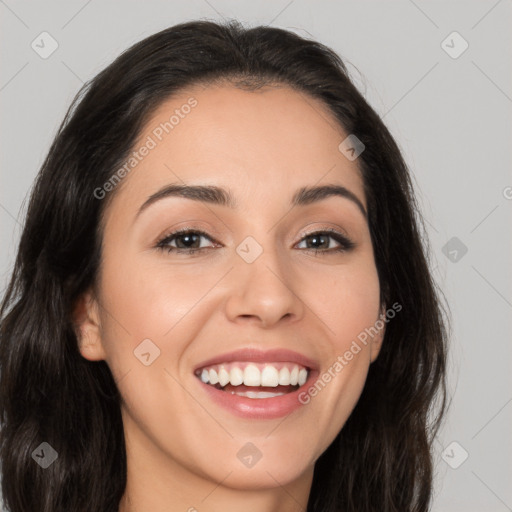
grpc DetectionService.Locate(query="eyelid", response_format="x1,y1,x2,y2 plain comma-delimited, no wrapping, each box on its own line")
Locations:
296,225,351,243
296,222,355,244
154,221,221,244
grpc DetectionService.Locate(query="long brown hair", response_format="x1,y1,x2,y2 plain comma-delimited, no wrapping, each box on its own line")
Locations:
0,19,448,511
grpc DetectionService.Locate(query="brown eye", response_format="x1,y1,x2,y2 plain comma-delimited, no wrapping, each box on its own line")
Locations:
156,229,217,254
173,232,202,249
296,230,355,254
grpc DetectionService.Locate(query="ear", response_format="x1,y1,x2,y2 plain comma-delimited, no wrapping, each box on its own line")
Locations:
73,288,107,361
369,303,387,363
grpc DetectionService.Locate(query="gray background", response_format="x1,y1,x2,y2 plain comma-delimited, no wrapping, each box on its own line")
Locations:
1,1,511,510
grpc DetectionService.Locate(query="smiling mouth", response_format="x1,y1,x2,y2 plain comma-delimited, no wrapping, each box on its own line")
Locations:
194,361,310,399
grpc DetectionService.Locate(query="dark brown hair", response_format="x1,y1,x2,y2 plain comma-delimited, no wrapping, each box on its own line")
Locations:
0,19,448,512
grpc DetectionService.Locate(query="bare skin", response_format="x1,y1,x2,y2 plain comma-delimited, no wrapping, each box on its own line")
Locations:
75,83,385,512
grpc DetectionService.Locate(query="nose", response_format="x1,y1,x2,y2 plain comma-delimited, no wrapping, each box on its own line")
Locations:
224,242,305,328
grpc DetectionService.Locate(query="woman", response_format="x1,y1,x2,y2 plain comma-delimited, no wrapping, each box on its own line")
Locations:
0,19,448,512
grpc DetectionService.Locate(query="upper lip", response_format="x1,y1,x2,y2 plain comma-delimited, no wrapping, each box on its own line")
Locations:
193,347,319,372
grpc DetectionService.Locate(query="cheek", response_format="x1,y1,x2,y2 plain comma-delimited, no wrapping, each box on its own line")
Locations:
97,247,217,351
94,253,223,472
94,245,232,419
308,257,381,348
297,259,381,443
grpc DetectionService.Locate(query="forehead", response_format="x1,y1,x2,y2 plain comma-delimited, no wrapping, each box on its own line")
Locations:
108,83,366,214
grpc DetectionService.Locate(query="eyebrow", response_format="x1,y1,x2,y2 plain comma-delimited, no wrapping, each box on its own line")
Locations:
136,183,367,220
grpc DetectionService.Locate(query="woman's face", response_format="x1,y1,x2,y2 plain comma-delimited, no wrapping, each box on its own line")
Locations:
78,83,384,496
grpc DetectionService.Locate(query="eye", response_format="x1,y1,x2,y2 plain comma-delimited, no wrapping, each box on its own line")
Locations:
295,229,355,255
155,228,219,255
155,227,355,256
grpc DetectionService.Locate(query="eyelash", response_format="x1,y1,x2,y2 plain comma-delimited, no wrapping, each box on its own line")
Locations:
155,227,355,256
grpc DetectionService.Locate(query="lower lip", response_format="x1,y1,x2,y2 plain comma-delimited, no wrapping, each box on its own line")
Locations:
197,371,319,419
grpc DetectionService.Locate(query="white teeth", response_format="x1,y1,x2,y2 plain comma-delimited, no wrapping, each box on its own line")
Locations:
278,367,291,385
243,364,261,386
298,368,308,386
261,365,279,387
218,367,230,387
197,362,310,389
231,390,287,399
290,366,299,386
230,367,244,386
209,368,219,385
